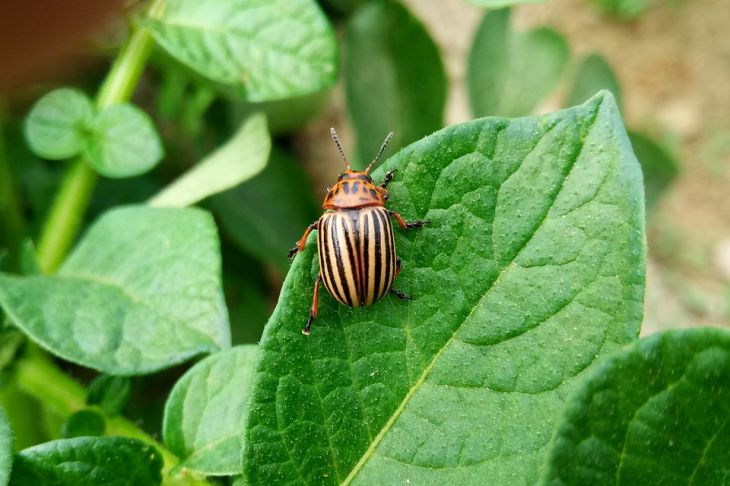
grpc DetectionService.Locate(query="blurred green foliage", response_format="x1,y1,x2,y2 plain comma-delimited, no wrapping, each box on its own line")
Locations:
212,147,319,272
468,8,569,117
563,52,679,209
566,53,623,110
344,0,447,167
628,131,680,210
61,409,106,438
0,0,707,484
590,0,653,19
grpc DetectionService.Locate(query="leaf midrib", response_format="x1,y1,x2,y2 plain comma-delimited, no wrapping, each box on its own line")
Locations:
341,102,601,485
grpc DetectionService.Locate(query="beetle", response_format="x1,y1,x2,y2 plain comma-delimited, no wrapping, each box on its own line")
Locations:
289,128,429,335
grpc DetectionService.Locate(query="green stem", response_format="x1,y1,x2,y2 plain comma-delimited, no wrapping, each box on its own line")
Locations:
35,160,96,274
14,351,86,417
36,0,165,273
14,352,210,485
19,2,211,484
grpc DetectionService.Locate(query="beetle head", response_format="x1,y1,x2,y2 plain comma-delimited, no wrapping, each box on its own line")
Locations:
324,128,393,210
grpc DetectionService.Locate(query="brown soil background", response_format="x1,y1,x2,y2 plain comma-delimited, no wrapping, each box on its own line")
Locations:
300,0,730,335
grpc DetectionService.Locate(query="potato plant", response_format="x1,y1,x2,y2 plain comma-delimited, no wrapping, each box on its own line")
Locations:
0,0,725,485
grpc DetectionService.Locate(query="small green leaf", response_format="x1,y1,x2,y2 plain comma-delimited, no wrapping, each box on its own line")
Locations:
344,0,447,167
86,375,131,416
0,407,12,486
224,261,271,345
9,437,162,485
543,327,730,485
61,410,106,438
590,0,651,19
24,88,93,160
466,0,544,7
0,206,230,375
468,8,570,117
18,240,41,276
163,345,257,476
566,53,623,111
0,327,24,373
628,131,679,210
243,93,645,484
85,104,164,178
149,113,270,208
212,147,320,272
146,0,339,102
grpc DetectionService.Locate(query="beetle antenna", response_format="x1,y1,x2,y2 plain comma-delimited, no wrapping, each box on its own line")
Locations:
330,128,350,171
366,132,393,174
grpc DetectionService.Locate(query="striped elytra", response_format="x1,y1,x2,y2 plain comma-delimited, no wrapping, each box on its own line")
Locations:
289,128,429,335
317,207,396,307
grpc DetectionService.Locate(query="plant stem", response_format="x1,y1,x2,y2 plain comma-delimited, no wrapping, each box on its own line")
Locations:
14,351,211,485
35,0,165,273
35,160,96,273
13,351,86,417
18,2,211,484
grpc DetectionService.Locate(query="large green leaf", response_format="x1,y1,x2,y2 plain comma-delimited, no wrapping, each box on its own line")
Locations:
468,8,570,117
344,0,447,167
146,0,338,102
149,113,271,208
243,92,645,484
0,206,230,375
24,88,93,160
565,53,623,111
84,104,164,178
0,407,11,486
163,345,257,476
9,437,162,485
543,327,730,485
212,147,320,272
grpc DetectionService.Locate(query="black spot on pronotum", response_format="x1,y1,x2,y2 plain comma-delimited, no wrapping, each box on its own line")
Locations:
370,189,377,197
352,181,360,193
343,182,350,194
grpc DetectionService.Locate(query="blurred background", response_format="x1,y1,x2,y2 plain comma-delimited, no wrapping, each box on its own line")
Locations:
0,0,728,448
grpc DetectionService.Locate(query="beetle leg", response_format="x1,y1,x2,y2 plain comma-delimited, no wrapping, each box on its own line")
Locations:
387,210,430,230
303,275,322,335
380,168,398,188
288,219,320,258
390,286,411,300
390,258,410,300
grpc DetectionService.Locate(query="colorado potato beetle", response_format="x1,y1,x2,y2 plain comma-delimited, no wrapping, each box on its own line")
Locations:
289,128,429,335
